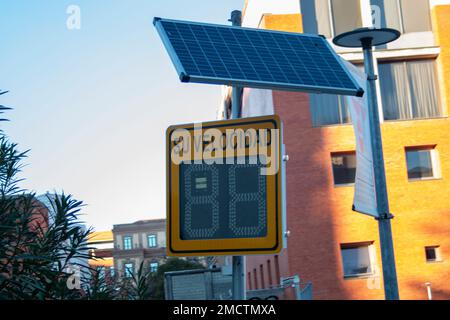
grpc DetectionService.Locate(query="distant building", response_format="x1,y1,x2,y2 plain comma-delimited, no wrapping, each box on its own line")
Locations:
37,194,90,277
90,219,212,282
112,219,168,278
88,230,115,281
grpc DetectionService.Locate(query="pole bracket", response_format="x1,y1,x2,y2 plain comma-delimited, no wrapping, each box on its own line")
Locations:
367,75,378,81
376,213,395,220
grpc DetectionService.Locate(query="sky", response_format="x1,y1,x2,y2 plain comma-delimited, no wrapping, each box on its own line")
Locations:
0,0,244,231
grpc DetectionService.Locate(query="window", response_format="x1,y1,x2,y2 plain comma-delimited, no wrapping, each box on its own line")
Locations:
316,0,363,38
406,147,440,180
371,0,432,33
147,234,157,248
123,236,132,250
315,0,431,38
341,243,375,277
310,94,351,127
124,263,134,278
425,246,442,263
331,152,357,185
150,262,158,273
379,60,441,121
309,64,362,127
330,0,363,36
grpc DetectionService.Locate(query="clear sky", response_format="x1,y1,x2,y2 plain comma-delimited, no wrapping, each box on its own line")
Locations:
0,0,244,231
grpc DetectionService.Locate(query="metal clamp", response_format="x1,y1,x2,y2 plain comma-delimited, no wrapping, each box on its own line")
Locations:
376,213,395,220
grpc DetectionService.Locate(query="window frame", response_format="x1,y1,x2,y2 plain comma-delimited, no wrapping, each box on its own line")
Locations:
124,262,134,278
147,234,157,248
405,146,441,182
330,0,364,37
123,235,133,250
340,242,377,279
149,262,159,273
309,63,363,128
331,151,357,187
319,0,433,38
396,0,432,34
425,246,443,263
377,59,442,122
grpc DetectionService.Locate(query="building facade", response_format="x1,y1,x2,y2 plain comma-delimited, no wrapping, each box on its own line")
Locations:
112,219,167,278
241,0,450,300
88,230,115,281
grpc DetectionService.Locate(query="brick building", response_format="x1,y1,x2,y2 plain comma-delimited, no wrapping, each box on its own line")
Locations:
240,0,450,300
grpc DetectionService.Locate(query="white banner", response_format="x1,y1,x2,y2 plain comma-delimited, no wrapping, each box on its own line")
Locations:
342,59,379,217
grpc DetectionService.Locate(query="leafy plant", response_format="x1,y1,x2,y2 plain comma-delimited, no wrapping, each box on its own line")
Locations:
84,266,118,300
0,90,203,300
0,90,94,300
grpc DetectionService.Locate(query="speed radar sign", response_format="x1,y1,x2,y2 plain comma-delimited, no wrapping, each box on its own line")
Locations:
166,115,284,256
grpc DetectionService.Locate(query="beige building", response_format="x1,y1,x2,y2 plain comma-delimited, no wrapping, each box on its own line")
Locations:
112,219,167,278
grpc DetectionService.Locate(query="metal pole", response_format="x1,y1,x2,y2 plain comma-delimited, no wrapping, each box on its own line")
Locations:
425,282,433,300
229,10,242,120
362,38,400,300
232,255,246,300
229,9,246,301
293,275,302,300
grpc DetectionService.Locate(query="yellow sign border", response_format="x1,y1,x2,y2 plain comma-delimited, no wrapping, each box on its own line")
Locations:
166,115,283,256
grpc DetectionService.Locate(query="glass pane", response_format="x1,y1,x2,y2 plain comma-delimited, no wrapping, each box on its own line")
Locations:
406,150,434,179
310,94,351,126
331,0,363,35
316,0,332,38
400,0,432,33
425,247,437,261
124,236,132,250
407,60,441,119
371,0,402,31
148,235,156,247
124,264,133,277
379,61,412,120
341,246,372,276
380,60,441,120
310,63,361,126
332,153,357,185
150,263,158,272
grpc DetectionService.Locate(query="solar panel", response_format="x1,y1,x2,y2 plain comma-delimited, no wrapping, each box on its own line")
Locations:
154,18,364,97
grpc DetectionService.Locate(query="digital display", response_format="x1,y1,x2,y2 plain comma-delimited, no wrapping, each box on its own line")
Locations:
179,159,267,240
167,115,283,256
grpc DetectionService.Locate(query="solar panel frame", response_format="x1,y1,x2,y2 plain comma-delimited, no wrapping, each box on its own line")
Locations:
154,17,364,97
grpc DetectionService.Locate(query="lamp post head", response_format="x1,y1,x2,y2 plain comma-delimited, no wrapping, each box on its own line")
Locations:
333,27,400,49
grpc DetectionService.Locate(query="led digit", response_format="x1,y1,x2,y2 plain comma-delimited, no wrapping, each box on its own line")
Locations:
228,163,266,237
183,164,219,239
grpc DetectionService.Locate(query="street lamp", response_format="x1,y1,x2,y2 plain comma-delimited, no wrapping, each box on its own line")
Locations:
333,28,401,300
